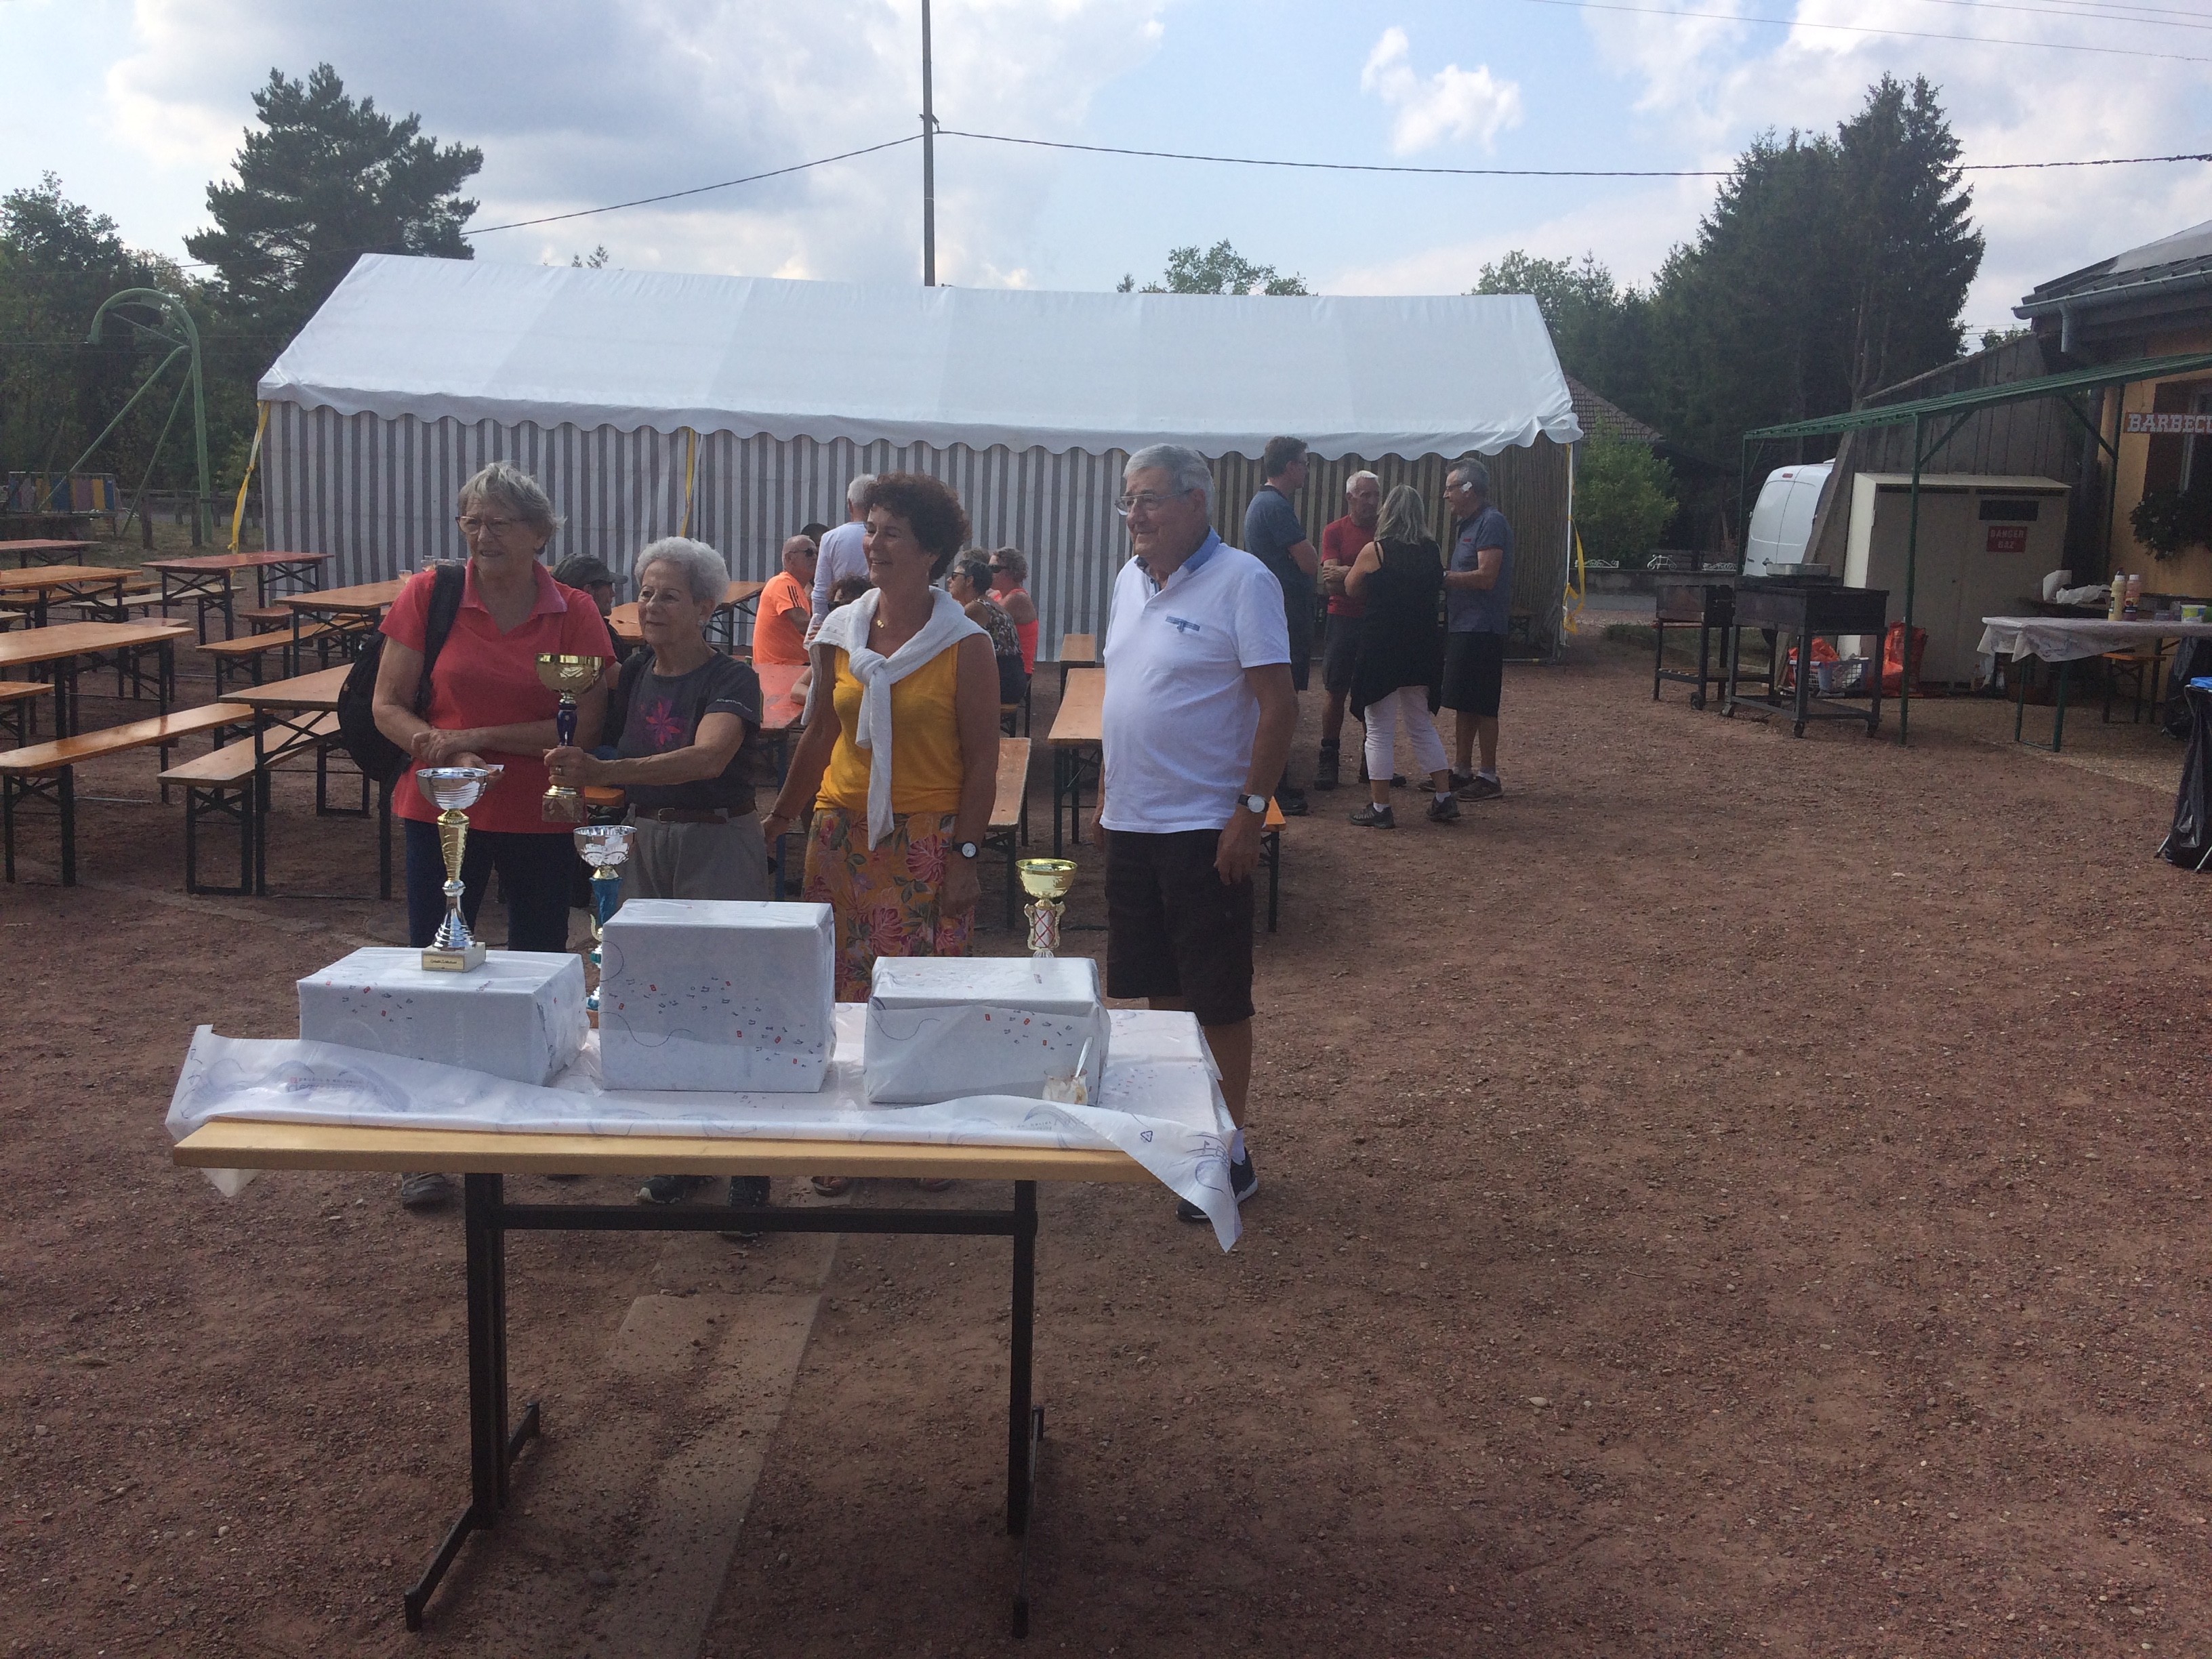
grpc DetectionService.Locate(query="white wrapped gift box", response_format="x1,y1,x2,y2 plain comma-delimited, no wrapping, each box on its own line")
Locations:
863,956,1110,1105
298,948,586,1086
596,899,836,1092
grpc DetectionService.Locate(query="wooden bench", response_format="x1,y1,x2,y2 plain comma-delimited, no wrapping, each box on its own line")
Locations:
1057,632,1096,693
983,737,1031,928
157,712,375,895
199,623,337,693
0,680,47,746
1,701,251,885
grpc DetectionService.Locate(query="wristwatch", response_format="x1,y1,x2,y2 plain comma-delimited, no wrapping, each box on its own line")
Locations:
956,840,980,860
1240,793,1270,817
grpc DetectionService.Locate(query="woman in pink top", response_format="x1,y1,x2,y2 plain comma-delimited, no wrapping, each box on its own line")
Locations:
371,462,613,1206
988,546,1038,674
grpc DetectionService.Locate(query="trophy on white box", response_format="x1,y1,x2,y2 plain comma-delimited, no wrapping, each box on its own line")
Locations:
572,822,635,1012
416,765,504,970
1016,857,1076,958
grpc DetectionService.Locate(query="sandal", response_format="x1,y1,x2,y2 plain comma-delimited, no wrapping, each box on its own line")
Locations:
810,1174,853,1197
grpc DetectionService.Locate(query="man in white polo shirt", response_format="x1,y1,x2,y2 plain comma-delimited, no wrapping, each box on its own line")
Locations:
802,473,876,642
1098,442,1296,1223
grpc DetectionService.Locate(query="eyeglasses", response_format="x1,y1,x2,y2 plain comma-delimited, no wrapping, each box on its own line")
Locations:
1115,491,1190,517
457,514,525,535
986,563,1006,573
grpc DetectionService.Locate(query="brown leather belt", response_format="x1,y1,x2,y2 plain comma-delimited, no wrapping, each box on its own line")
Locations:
642,808,730,824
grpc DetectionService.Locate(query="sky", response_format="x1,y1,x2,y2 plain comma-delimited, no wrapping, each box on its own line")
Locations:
5,0,2211,348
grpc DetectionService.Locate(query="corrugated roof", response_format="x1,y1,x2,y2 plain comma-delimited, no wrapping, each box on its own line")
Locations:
2017,218,2212,314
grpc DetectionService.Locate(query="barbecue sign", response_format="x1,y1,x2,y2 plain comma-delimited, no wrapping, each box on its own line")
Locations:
2124,411,2212,435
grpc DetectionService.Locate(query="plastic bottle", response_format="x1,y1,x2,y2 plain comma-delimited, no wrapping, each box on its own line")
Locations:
2126,573,2144,620
2110,575,2128,620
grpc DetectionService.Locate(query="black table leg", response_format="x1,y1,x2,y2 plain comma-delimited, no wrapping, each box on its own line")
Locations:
1721,623,1740,717
1693,621,1712,710
1792,627,1813,737
1007,1179,1037,1537
54,659,79,739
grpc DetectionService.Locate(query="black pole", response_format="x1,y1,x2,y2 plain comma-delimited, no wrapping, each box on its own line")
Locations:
921,0,937,287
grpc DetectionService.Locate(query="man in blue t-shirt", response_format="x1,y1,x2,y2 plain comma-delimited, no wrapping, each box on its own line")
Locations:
1440,457,1515,800
1241,436,1319,815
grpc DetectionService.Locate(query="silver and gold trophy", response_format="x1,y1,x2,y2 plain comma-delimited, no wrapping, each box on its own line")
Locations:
417,764,504,970
535,653,601,823
572,823,635,1013
1016,858,1077,958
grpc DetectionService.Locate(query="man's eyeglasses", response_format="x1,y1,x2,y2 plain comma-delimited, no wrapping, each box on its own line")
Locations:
457,514,525,535
1115,490,1190,518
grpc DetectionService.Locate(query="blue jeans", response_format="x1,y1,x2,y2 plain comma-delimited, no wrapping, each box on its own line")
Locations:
403,818,576,954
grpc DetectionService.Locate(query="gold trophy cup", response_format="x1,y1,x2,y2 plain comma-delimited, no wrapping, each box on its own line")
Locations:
1016,858,1078,958
573,823,636,1013
417,765,504,970
536,653,601,822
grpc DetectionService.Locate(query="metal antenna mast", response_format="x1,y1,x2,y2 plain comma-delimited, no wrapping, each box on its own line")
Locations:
921,0,937,285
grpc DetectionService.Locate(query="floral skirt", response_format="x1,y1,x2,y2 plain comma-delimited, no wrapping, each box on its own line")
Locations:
801,806,973,1002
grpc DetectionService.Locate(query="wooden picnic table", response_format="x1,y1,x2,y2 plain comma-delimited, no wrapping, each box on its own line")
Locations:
279,577,405,659
144,550,329,642
0,565,131,628
608,579,766,649
0,620,190,737
228,666,386,898
0,539,94,569
1045,665,1103,855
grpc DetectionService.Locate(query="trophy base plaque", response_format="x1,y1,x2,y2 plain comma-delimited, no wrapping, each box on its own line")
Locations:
421,941,489,972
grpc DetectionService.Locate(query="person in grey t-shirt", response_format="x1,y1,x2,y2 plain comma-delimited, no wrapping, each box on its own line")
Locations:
1241,436,1319,815
1439,457,1514,800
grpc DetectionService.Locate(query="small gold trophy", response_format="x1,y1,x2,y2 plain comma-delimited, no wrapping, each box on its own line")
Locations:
572,823,636,1013
417,765,504,970
1016,857,1077,958
536,653,601,823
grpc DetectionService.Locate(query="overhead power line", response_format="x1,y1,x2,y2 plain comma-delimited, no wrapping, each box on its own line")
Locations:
942,127,2212,178
1511,0,2212,62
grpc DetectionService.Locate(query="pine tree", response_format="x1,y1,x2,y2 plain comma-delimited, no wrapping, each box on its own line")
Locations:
186,64,481,348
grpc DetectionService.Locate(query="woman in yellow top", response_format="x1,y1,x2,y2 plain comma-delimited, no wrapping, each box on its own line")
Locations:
763,472,1000,1004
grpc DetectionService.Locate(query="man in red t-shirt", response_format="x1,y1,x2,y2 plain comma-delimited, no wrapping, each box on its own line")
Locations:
751,534,817,665
1313,470,1381,790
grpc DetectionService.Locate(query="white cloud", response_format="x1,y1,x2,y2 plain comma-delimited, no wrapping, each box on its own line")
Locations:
1359,26,1523,155
91,0,1168,286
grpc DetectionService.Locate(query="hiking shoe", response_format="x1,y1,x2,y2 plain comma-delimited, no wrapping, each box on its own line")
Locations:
1426,794,1461,823
1349,802,1395,828
1176,1153,1258,1223
398,1172,452,1210
1456,773,1504,802
1312,743,1340,792
1275,786,1309,817
1449,769,1475,792
722,1174,773,1241
637,1174,696,1204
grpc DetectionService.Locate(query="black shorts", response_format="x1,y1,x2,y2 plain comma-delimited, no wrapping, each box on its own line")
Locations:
1441,630,1506,716
1104,827,1255,1027
1322,613,1360,695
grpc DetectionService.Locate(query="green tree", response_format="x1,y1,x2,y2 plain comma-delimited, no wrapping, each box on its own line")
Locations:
186,63,481,348
1120,240,1309,295
1575,432,1677,567
0,174,201,497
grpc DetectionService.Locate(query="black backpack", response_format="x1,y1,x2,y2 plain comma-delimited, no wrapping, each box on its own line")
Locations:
335,562,468,784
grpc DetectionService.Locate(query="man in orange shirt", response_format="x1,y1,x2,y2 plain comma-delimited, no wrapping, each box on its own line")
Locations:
752,533,817,665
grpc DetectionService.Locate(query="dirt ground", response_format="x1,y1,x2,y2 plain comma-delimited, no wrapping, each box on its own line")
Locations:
5,627,2210,1657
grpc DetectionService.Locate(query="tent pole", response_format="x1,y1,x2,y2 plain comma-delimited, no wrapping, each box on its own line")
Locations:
920,0,937,287
1900,413,1922,746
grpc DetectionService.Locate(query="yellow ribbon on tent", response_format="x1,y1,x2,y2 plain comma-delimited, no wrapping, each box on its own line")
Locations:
1561,528,1588,634
228,403,268,552
678,428,698,537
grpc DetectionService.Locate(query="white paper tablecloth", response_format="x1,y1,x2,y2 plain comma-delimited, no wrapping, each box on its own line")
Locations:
168,1006,1244,1249
1978,615,2212,666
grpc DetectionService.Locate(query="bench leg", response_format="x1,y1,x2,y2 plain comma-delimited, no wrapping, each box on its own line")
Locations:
58,768,74,888
2,775,14,882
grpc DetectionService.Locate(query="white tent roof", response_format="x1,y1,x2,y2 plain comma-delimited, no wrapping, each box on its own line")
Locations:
260,254,1582,461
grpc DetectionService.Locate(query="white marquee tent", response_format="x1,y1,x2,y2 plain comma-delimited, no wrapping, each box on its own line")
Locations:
260,254,1585,657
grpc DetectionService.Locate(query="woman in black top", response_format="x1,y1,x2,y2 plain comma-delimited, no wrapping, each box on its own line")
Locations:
1342,484,1456,828
947,554,1029,708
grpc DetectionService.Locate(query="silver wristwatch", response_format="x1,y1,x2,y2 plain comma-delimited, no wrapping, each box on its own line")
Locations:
1240,794,1270,816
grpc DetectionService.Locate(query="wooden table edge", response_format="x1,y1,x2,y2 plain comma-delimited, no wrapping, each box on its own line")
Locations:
171,1120,1153,1181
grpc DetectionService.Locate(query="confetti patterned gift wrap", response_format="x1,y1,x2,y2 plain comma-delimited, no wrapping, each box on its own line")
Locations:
863,957,1110,1106
596,899,837,1092
297,949,587,1086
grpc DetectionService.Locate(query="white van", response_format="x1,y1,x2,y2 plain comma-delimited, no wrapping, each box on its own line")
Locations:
1742,461,1834,576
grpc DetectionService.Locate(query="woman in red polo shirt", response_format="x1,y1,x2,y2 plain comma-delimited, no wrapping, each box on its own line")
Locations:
371,461,614,973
